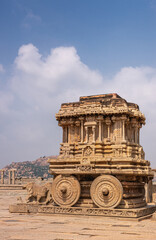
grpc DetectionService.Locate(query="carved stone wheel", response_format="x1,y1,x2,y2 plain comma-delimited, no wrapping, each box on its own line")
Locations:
90,175,123,208
52,175,81,207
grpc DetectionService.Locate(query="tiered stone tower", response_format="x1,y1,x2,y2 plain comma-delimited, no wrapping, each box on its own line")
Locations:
49,93,153,209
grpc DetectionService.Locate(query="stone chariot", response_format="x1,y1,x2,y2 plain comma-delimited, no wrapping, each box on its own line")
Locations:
10,93,156,219
48,93,153,210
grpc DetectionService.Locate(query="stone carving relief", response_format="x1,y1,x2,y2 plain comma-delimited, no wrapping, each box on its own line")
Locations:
84,146,93,156
23,182,53,204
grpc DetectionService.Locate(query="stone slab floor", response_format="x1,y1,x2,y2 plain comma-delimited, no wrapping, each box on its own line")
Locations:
0,190,156,240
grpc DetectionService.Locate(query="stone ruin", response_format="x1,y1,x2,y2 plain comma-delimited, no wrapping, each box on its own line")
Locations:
0,169,16,185
10,93,156,219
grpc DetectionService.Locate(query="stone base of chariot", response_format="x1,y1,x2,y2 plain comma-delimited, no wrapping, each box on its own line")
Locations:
9,203,156,220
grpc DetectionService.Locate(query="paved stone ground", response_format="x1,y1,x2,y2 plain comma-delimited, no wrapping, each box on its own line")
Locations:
0,190,156,240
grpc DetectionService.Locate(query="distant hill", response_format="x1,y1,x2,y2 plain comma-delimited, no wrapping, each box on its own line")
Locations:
3,156,57,179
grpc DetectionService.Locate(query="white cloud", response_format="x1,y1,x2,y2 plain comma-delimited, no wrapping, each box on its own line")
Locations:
0,44,103,168
0,64,4,72
0,44,156,169
106,66,156,105
12,44,103,107
0,92,14,115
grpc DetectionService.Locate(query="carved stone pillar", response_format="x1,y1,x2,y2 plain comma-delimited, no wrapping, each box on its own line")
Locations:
131,118,137,143
125,119,129,142
8,170,11,184
108,125,110,139
105,118,111,141
67,125,69,143
122,120,125,141
145,180,153,203
63,126,65,143
92,126,96,143
68,120,74,143
12,169,16,185
138,124,141,145
135,126,138,144
75,121,80,142
121,116,127,142
63,126,68,143
97,115,103,142
99,121,102,142
111,116,116,142
0,170,4,184
80,118,84,143
66,126,68,143
69,125,71,143
132,128,135,143
85,126,88,143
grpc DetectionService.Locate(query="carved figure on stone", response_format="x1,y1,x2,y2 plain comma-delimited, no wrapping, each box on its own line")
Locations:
84,146,93,156
23,182,53,204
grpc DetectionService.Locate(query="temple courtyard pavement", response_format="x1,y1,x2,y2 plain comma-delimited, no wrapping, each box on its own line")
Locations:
0,189,156,240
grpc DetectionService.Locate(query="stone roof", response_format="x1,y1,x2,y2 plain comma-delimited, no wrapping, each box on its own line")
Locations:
56,93,145,122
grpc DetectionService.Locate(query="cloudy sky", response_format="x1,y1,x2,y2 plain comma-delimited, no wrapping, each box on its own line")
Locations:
1,0,156,168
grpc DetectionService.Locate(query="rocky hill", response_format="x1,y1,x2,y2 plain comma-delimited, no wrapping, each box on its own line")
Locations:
3,156,57,179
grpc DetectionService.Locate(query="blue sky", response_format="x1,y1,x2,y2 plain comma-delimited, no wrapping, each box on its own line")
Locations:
1,0,156,168
1,0,156,74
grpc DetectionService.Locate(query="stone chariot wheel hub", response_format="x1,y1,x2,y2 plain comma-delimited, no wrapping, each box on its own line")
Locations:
90,175,123,208
52,175,81,207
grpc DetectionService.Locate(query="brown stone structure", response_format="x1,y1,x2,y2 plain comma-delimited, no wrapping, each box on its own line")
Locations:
48,93,153,210
10,93,156,219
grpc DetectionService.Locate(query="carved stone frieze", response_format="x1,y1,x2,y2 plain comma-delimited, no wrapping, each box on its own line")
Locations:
84,146,93,156
9,203,156,219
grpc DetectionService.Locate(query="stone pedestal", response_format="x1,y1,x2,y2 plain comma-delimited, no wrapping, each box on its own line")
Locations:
9,203,156,220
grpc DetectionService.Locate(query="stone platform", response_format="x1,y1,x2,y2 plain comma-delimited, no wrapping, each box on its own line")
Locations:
2,190,156,240
9,203,156,220
0,184,23,190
